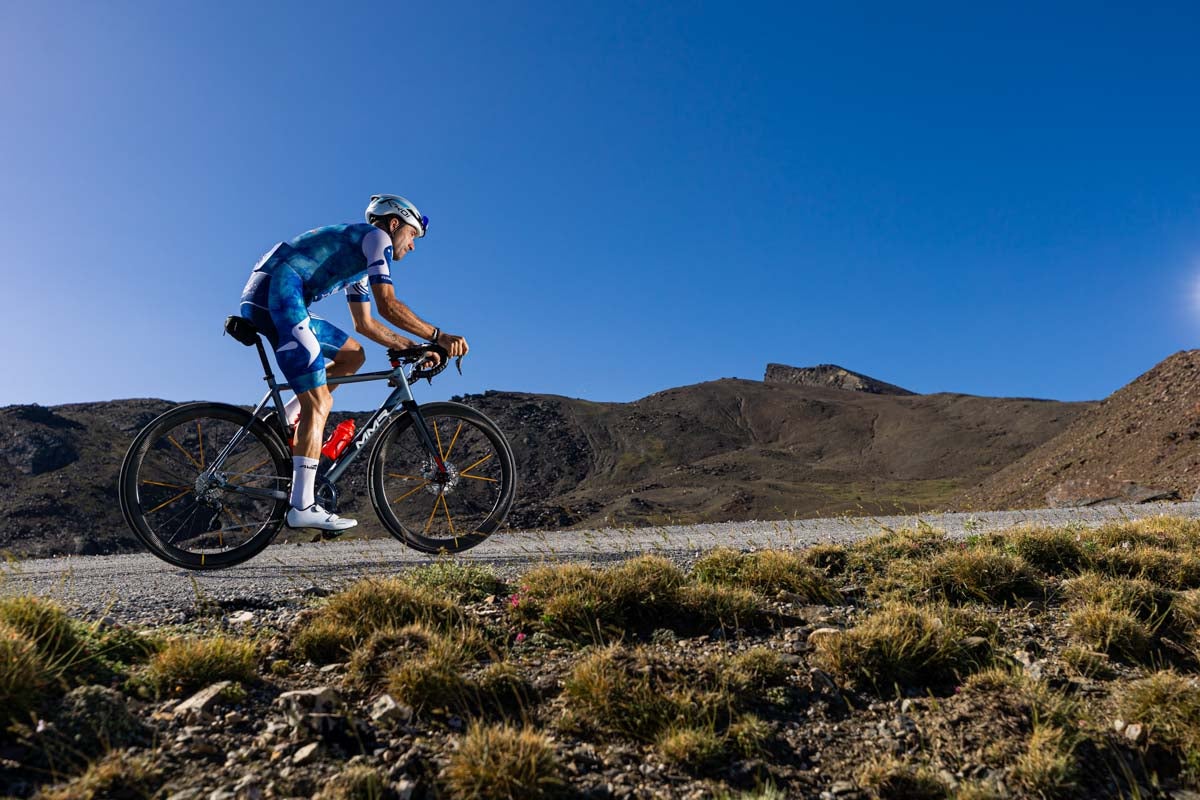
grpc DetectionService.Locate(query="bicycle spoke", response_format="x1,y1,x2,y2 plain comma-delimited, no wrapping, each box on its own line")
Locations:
196,420,205,468
388,473,424,481
392,482,431,504
461,473,499,483
440,494,457,537
148,487,192,514
444,422,463,461
433,421,445,460
142,479,189,490
459,453,494,476
424,494,441,533
168,435,204,471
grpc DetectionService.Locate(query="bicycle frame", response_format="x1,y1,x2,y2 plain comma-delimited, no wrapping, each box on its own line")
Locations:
203,348,446,503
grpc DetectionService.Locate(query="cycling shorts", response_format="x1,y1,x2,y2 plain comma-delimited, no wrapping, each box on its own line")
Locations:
239,263,349,394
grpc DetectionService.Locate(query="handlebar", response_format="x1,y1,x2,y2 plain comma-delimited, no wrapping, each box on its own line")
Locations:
387,344,463,383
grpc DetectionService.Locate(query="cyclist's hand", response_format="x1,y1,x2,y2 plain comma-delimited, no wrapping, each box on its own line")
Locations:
437,333,469,358
422,350,443,370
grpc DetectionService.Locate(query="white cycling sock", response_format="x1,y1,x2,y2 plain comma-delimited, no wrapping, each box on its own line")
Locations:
290,456,318,509
283,396,302,427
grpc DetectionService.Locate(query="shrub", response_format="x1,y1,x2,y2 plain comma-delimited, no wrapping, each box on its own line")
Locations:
442,722,567,800
1010,725,1076,797
143,635,257,695
810,602,989,694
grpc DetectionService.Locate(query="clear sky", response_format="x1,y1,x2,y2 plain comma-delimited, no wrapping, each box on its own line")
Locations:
2,1,1198,410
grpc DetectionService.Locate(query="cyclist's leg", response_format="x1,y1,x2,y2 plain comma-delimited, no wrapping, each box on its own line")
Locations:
263,271,356,531
279,317,361,425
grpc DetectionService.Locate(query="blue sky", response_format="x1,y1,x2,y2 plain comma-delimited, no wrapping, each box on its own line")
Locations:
2,1,1198,410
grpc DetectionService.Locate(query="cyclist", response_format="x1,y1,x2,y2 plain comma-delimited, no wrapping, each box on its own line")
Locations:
238,195,468,532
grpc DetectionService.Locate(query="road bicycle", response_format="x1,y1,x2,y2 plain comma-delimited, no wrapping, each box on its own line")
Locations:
118,316,516,570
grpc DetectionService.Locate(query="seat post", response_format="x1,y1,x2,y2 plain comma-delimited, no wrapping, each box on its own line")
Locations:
254,338,276,383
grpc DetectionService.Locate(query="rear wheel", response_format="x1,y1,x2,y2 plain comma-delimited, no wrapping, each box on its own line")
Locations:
367,402,516,554
119,402,291,569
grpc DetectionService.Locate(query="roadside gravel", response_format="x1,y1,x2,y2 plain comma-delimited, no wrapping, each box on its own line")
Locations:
4,501,1199,624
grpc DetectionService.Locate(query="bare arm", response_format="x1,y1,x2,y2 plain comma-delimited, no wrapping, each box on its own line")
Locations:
370,283,469,357
347,298,419,351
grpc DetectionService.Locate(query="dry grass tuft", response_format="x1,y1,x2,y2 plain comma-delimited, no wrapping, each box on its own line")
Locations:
893,547,1043,604
801,543,849,575
513,556,766,641
845,526,948,577
693,548,839,603
1003,525,1087,575
403,560,507,602
655,724,724,768
292,577,465,663
442,721,567,800
1115,670,1200,779
1066,604,1152,662
810,602,990,694
0,622,48,727
1010,725,1076,797
142,634,257,695
314,764,387,800
34,750,163,800
855,755,948,799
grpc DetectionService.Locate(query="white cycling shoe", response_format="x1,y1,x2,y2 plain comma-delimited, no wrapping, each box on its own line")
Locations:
286,503,358,532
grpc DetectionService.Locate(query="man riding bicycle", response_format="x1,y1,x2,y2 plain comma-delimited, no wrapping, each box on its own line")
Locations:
238,195,468,532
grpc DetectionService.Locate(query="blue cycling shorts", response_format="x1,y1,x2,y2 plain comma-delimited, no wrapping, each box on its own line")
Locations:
240,263,349,394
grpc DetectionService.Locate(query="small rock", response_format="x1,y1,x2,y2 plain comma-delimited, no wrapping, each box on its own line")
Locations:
174,681,234,721
1124,723,1145,743
809,667,839,693
1113,719,1127,733
207,790,235,800
808,627,842,646
830,781,857,796
228,610,255,624
293,742,320,765
394,779,417,800
370,694,413,725
277,686,342,726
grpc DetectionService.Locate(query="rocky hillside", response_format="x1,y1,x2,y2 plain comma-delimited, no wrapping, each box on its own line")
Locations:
957,350,1200,510
765,363,915,395
0,370,1093,558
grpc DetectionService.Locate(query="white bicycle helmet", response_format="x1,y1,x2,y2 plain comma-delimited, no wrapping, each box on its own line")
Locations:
365,194,428,237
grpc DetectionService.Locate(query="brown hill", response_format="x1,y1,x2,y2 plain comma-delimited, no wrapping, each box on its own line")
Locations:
956,350,1200,509
0,377,1092,558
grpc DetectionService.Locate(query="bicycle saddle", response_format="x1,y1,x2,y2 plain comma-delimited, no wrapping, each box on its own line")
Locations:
224,316,260,347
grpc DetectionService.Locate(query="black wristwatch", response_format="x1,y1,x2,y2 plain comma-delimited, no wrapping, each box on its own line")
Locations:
427,327,441,343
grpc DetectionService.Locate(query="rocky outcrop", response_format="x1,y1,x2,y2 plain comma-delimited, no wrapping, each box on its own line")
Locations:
764,364,915,396
0,405,83,475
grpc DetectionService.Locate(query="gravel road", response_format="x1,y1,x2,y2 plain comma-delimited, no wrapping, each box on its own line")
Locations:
5,501,1199,624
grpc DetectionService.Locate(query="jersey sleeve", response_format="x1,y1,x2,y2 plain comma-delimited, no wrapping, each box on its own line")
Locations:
345,276,371,303
361,227,394,287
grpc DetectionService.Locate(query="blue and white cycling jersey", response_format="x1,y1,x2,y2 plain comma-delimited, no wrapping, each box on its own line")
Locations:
240,223,394,309
238,223,396,394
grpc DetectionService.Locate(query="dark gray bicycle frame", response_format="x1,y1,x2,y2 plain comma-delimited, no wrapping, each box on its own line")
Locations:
204,360,444,503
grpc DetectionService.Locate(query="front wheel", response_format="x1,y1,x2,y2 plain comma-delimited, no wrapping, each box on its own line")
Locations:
367,402,516,554
119,402,291,569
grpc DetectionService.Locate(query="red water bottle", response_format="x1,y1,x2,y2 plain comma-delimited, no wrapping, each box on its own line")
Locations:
321,419,356,460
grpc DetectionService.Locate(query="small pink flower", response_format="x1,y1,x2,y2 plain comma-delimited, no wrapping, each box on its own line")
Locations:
515,632,527,643
509,594,522,608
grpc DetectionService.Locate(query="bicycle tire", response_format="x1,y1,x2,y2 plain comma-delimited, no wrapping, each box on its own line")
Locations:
119,402,291,569
367,401,516,554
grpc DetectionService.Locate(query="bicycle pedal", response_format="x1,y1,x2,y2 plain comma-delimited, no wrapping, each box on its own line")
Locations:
310,529,346,543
